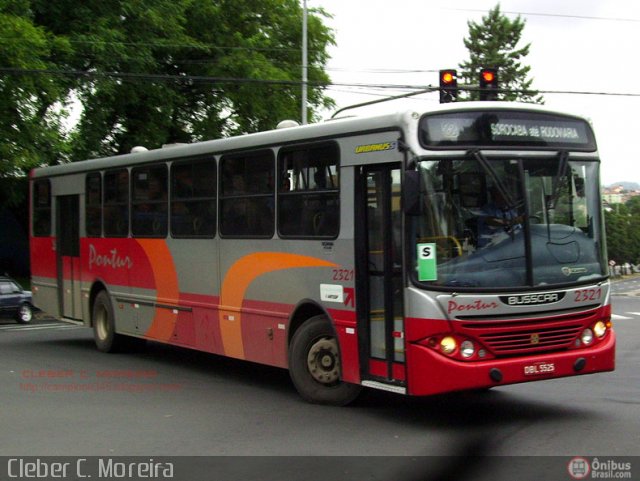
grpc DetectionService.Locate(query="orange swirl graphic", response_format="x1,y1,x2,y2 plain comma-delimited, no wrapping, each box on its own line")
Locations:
138,239,179,341
220,252,337,359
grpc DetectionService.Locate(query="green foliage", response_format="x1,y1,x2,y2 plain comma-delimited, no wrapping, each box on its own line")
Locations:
605,201,640,265
0,0,72,204
0,0,335,180
458,4,543,103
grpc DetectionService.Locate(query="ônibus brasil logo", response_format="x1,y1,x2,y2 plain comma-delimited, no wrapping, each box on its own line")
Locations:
568,457,591,479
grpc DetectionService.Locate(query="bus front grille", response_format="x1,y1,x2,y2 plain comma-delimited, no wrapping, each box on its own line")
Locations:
475,324,583,355
456,315,592,356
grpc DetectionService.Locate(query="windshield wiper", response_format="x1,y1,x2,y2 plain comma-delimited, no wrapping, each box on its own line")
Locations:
539,151,569,242
548,151,569,211
469,149,518,210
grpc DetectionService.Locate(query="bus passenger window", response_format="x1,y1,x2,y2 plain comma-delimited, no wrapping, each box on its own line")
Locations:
170,159,216,238
277,142,339,239
131,165,168,238
104,169,129,237
219,150,274,238
86,173,102,237
32,179,52,237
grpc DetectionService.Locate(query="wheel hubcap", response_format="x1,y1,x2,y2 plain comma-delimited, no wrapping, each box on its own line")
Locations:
19,306,32,322
96,307,108,340
307,337,340,385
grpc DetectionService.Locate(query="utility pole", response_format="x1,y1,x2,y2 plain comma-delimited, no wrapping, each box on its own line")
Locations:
301,0,308,124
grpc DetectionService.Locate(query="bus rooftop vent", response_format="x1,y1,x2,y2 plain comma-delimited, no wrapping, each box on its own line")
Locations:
276,120,300,129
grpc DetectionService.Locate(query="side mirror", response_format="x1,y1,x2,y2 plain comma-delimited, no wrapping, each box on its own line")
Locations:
403,170,422,216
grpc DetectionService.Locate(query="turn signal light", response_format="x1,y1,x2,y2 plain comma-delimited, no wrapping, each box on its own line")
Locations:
593,321,607,339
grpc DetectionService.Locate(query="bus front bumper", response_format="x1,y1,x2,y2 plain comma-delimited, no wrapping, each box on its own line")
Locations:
406,330,616,396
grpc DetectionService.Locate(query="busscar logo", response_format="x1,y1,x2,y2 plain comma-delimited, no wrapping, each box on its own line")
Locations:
500,292,565,306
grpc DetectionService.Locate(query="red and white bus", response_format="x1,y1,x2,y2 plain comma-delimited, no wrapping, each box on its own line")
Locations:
30,102,615,405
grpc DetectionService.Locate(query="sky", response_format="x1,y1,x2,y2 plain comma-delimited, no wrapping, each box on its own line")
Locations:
309,0,640,186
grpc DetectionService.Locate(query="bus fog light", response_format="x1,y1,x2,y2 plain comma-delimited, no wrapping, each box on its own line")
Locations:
581,328,594,345
593,321,607,338
461,340,475,358
440,336,457,355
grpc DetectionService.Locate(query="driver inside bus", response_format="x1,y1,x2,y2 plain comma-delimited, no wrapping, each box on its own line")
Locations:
477,186,523,248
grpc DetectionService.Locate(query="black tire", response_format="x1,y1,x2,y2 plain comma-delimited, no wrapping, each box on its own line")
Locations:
92,291,129,352
15,303,33,324
289,315,362,406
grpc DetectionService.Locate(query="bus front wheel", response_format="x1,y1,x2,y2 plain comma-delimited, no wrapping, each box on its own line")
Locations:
288,315,361,406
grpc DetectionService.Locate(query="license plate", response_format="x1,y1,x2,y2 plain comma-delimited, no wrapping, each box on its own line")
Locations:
523,361,555,376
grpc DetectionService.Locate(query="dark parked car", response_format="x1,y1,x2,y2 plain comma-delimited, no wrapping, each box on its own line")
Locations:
0,276,33,324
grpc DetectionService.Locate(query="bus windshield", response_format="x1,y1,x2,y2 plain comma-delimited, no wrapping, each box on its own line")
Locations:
411,154,607,290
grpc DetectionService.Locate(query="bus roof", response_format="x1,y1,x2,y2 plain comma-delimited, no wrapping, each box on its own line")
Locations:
31,102,593,179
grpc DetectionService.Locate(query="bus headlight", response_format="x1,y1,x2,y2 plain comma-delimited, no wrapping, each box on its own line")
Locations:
581,328,594,345
593,321,607,339
440,336,457,355
460,340,475,358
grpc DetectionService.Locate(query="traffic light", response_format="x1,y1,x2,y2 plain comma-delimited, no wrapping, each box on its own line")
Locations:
439,69,458,103
479,68,498,101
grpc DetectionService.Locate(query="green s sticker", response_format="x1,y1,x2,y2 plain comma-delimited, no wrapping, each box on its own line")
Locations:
417,243,437,281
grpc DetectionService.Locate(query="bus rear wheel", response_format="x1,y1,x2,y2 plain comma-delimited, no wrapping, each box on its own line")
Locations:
289,315,361,406
92,291,130,353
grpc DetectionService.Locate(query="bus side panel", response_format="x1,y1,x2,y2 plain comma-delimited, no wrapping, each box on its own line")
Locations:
81,238,133,288
329,308,360,384
169,239,222,353
220,245,336,366
31,237,57,279
241,299,289,368
30,236,58,316
81,237,133,331
217,239,358,370
182,293,223,355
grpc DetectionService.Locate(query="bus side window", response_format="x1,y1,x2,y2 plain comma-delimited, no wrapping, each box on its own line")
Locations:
277,142,339,239
32,179,52,237
170,159,216,238
104,169,129,237
86,172,102,237
219,150,275,238
131,165,168,238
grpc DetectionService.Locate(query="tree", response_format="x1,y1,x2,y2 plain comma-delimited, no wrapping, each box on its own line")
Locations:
0,0,72,205
1,0,335,167
458,4,542,103
54,0,335,159
605,201,640,265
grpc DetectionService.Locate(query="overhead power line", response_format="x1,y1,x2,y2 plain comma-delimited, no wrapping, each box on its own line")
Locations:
2,66,640,98
0,66,429,90
0,36,317,54
440,7,640,23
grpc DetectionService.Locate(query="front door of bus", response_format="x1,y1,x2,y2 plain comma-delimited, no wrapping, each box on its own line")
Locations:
356,164,405,384
56,195,81,320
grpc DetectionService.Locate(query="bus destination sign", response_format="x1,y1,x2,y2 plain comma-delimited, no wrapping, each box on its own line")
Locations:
490,120,582,142
419,110,597,151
